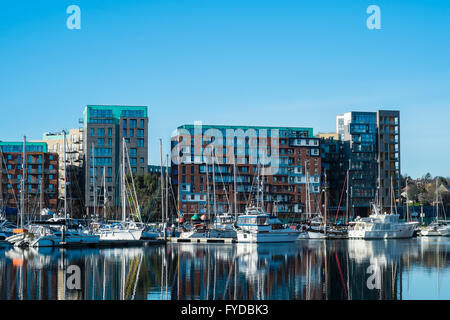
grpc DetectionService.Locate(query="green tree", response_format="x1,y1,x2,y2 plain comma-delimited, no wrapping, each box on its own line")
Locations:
130,173,177,222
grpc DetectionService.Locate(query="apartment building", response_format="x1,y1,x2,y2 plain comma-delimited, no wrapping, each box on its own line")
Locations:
171,124,322,220
0,141,59,213
335,110,400,216
83,105,148,218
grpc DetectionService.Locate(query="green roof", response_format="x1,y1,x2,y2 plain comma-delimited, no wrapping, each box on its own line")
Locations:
0,142,48,153
84,105,148,125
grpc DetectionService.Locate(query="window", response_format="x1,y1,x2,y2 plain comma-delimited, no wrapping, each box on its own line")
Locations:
108,138,112,146
137,129,144,137
90,128,95,137
130,148,137,157
140,157,144,163
137,139,144,147
130,119,137,128
140,119,144,128
123,119,127,128
49,155,53,160
98,138,104,147
98,128,105,137
108,128,112,136
123,129,127,137
129,129,134,138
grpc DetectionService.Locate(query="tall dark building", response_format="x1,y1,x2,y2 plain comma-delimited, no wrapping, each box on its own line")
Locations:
335,110,401,217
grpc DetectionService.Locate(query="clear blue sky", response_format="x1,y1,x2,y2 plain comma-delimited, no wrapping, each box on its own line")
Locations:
0,0,449,179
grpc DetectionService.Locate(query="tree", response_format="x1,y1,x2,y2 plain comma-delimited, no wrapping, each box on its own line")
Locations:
130,173,177,222
423,172,432,182
406,183,419,202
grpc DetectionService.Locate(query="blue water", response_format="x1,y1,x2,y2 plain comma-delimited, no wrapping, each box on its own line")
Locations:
0,237,448,300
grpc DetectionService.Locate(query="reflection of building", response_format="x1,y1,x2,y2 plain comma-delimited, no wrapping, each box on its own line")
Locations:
83,105,148,218
171,124,321,219
0,142,59,212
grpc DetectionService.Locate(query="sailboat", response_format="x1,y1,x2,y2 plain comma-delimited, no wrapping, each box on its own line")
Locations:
93,138,143,243
297,161,326,239
420,180,449,236
300,169,347,239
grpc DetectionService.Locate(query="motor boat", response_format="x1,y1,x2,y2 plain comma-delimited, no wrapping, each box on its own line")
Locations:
348,203,418,239
235,205,300,243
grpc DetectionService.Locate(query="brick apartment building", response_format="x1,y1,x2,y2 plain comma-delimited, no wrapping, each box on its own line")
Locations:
0,141,59,215
171,124,322,220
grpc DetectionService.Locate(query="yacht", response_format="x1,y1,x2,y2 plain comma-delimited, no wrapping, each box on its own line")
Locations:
420,221,449,237
92,221,143,242
7,223,99,248
348,203,418,239
420,182,448,237
235,205,300,243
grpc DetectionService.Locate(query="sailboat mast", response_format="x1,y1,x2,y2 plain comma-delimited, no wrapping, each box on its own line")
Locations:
305,160,310,218
159,139,164,225
261,157,264,211
346,169,349,224
406,177,409,222
435,179,439,222
324,169,327,236
122,138,126,222
206,158,210,220
92,142,96,219
103,165,107,219
212,148,217,216
390,175,393,214
20,135,26,228
63,130,67,218
166,154,169,225
233,158,237,219
256,158,261,208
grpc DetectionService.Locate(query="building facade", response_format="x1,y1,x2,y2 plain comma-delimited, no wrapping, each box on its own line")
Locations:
335,110,400,216
317,133,346,216
83,105,148,218
33,129,84,201
171,124,322,220
0,142,59,214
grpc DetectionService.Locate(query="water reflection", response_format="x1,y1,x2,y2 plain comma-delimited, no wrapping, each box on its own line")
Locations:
0,238,448,300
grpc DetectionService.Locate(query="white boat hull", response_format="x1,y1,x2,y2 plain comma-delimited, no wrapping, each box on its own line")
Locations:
349,224,416,239
31,234,100,247
98,229,142,241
